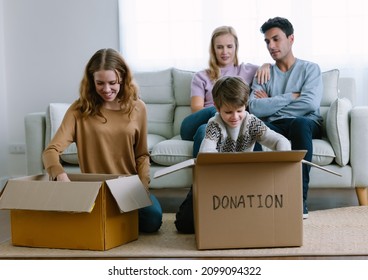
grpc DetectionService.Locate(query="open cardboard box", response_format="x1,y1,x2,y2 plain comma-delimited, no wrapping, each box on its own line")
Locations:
155,151,339,250
0,173,152,251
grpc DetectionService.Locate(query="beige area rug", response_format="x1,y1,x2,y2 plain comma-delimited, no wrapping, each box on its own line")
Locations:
1,206,368,259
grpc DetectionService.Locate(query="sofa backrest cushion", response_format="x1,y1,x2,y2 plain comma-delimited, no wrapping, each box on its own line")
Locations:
338,77,356,105
45,103,79,165
134,69,175,139
321,69,340,106
172,68,195,136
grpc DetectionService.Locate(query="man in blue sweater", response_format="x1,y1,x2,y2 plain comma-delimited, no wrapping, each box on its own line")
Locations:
249,17,323,219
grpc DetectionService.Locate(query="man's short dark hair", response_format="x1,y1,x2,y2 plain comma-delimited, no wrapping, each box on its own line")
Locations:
260,17,294,37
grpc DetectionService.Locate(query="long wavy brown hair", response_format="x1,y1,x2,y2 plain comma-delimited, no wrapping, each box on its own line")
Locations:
207,26,239,82
74,48,138,119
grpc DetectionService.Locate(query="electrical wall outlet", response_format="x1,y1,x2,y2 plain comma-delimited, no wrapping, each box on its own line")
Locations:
9,144,26,154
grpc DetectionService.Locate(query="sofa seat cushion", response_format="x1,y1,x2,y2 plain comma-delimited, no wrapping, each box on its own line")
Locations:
263,138,335,166
312,139,335,166
150,139,193,166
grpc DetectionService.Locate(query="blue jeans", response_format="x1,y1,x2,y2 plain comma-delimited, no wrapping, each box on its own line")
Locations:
138,193,162,233
180,106,217,157
254,117,322,202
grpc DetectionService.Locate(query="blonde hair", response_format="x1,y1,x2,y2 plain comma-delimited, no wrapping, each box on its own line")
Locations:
207,26,239,82
75,48,138,120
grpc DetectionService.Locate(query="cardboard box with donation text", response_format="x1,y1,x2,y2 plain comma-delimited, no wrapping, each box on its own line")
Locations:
0,173,152,251
155,151,307,250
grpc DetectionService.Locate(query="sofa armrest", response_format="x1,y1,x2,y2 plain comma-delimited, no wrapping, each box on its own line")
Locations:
24,112,46,175
350,106,368,187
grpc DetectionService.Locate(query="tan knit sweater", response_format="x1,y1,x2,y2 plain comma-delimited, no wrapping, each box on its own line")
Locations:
42,99,150,188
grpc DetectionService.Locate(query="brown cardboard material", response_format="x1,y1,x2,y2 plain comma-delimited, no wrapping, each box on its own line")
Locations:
0,173,152,251
154,151,307,250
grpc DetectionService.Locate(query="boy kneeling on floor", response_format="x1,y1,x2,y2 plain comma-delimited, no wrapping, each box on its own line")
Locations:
175,76,291,233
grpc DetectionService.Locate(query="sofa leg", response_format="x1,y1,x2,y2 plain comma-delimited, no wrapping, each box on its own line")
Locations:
355,187,368,206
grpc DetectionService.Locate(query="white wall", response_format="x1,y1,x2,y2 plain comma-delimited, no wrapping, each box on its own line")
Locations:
2,0,119,176
0,0,8,178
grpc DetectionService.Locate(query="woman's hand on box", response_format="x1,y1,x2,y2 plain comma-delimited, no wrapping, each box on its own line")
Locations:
56,172,71,182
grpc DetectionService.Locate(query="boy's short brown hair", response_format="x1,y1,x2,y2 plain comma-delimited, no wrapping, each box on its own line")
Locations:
212,76,250,109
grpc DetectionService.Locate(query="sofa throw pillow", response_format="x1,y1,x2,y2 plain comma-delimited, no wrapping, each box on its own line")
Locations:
326,98,352,166
151,139,193,166
311,139,335,166
321,69,340,106
46,103,79,165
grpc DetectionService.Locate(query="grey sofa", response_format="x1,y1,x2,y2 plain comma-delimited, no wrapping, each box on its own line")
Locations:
25,68,368,206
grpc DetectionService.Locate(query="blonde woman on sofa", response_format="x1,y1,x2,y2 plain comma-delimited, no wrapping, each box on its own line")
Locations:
42,48,162,233
175,76,291,234
180,25,270,158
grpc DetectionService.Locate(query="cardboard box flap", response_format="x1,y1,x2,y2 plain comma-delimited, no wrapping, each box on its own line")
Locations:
67,173,119,182
196,150,307,164
0,179,101,212
153,151,306,179
153,150,339,179
301,160,342,176
154,158,196,178
106,175,152,212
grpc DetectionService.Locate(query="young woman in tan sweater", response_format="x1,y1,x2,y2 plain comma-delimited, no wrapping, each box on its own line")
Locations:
42,48,162,233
